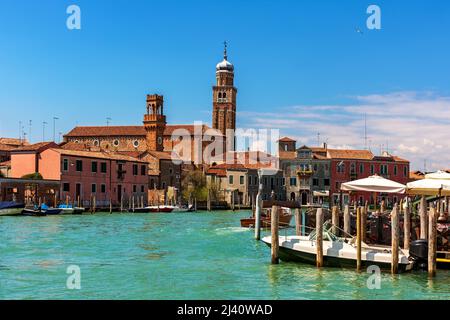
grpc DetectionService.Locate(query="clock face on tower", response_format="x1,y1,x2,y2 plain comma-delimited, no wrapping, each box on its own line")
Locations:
157,137,162,145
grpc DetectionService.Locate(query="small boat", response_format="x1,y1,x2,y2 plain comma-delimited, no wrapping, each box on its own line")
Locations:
41,204,62,215
262,221,413,272
58,204,85,215
0,201,25,216
146,205,174,213
22,208,47,217
240,207,292,228
167,204,195,212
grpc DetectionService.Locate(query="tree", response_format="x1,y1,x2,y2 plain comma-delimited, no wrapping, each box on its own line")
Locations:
21,172,43,180
181,170,208,201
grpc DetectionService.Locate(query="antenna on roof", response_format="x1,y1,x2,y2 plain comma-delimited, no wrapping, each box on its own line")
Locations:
106,117,112,127
364,113,368,149
424,159,427,173
317,132,320,146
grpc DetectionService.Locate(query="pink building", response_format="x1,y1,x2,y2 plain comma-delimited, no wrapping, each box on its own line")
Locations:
11,143,148,207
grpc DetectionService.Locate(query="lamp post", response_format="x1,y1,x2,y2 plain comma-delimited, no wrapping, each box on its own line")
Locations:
53,117,59,142
42,121,48,141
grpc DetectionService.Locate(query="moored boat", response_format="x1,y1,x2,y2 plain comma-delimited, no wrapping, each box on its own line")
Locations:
58,204,85,215
0,201,25,216
22,208,47,217
147,205,174,213
41,204,62,215
240,207,292,228
262,222,414,272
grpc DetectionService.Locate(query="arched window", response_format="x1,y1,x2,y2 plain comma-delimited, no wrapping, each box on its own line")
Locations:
218,92,222,99
223,92,227,99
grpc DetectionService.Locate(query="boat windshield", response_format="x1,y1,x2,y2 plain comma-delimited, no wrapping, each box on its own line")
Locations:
308,221,341,242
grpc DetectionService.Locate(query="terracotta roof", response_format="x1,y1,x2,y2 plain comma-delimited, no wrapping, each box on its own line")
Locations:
206,167,227,177
50,148,146,163
0,138,29,146
64,124,215,138
0,144,15,151
147,150,178,161
392,156,409,163
65,126,146,137
409,170,425,181
12,142,59,152
310,147,327,153
327,149,374,160
0,160,11,167
278,137,296,142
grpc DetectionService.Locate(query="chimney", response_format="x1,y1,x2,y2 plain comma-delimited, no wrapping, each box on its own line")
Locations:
322,142,327,150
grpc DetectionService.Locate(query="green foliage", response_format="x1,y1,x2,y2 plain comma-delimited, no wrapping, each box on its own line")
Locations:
21,172,43,180
181,170,208,201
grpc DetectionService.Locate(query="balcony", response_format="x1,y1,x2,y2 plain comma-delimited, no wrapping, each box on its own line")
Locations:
297,169,313,177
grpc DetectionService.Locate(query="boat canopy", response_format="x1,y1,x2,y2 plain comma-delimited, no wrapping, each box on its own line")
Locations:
424,170,450,180
341,175,405,193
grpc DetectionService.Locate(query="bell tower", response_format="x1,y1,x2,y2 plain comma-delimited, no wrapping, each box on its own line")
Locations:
143,94,166,152
212,42,237,140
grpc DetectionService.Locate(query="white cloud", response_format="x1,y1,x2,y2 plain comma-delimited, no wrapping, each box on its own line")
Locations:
239,91,450,171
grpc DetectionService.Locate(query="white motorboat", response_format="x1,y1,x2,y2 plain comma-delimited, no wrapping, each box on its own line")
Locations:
0,201,25,216
262,222,413,272
58,204,85,215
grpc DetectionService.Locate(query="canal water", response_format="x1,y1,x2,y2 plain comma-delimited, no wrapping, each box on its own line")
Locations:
1,210,449,300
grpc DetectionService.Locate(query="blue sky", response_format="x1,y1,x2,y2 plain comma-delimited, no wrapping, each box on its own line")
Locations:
0,0,449,169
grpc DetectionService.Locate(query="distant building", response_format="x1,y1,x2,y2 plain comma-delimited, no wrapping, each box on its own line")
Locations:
10,143,148,207
206,151,283,207
278,137,410,207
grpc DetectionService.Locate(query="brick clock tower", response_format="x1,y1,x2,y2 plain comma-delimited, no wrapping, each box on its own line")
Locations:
144,94,166,152
212,42,237,147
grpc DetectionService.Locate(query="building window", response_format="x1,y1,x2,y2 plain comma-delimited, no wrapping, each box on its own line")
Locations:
324,178,330,187
141,185,145,193
380,164,388,175
248,176,252,185
350,163,356,173
313,178,319,186
133,164,138,176
100,162,107,173
169,168,173,175
133,140,139,148
313,164,318,172
403,166,407,177
133,185,137,193
91,161,98,173
282,177,285,186
141,165,146,176
240,176,244,185
91,184,96,193
76,160,83,172
101,184,106,193
370,164,375,175
150,179,155,189
162,182,166,189
394,165,398,176
63,183,70,192
359,163,364,174
337,162,345,173
93,139,99,146
63,159,69,171
290,177,297,186
229,175,234,184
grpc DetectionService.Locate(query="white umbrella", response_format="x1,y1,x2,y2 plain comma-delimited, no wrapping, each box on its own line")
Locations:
341,175,406,193
406,178,450,196
425,170,450,180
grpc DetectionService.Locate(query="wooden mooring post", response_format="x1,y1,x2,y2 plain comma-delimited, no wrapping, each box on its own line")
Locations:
295,208,301,236
270,205,280,264
331,206,339,236
92,196,96,213
391,204,399,274
404,198,411,250
109,198,112,214
428,206,437,277
254,190,262,240
316,208,324,268
356,206,362,272
420,195,428,239
361,205,367,243
343,204,350,235
207,189,211,212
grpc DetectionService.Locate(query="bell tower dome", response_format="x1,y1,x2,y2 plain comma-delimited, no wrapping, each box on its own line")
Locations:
143,94,166,152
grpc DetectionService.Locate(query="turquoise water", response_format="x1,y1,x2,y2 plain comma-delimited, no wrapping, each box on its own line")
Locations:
0,210,449,300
